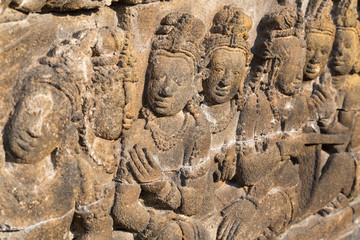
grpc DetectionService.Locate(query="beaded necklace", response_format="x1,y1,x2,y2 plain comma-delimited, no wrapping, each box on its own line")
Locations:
143,108,190,151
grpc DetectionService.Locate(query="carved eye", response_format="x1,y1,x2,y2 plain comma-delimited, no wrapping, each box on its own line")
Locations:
234,71,241,76
27,106,42,117
33,110,41,117
157,75,167,82
344,43,351,49
214,68,224,73
321,49,328,55
173,78,182,86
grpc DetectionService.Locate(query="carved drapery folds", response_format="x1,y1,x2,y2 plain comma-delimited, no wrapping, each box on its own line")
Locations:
1,0,360,239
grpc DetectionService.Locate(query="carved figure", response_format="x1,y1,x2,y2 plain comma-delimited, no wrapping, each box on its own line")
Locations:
201,5,252,184
0,28,136,239
0,66,81,239
218,6,309,240
111,12,212,240
303,0,336,95
196,6,254,237
295,0,338,216
81,28,137,176
307,0,360,215
66,28,137,240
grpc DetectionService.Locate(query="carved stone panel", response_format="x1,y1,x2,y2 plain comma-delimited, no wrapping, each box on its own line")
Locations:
1,0,360,239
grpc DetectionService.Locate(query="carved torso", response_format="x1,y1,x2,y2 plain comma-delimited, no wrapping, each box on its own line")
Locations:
0,153,79,239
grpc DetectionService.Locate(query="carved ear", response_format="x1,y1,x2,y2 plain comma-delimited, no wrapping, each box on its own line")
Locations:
246,52,253,67
199,68,211,80
353,51,360,73
195,67,210,91
353,62,360,74
243,66,251,83
194,73,206,93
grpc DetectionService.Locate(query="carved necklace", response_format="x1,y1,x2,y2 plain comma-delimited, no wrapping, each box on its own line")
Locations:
332,76,346,89
143,108,190,152
209,99,238,134
264,86,282,122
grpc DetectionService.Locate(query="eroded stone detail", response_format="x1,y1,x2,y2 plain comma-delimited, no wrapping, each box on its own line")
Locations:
1,0,360,239
0,0,168,13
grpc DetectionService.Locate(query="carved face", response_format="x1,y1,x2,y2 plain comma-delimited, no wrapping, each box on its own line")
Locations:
6,85,71,164
147,53,195,116
304,32,334,81
330,29,360,76
274,38,305,96
203,48,246,104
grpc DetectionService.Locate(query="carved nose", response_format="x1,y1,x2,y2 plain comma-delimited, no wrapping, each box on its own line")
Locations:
310,51,320,63
334,45,344,57
220,72,230,86
26,120,42,138
159,80,175,97
296,70,303,80
25,110,43,138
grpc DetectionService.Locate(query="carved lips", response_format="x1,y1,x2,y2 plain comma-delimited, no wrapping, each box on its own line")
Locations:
305,63,321,75
215,84,231,97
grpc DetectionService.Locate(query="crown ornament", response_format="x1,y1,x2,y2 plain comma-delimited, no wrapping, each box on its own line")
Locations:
204,5,252,65
306,0,336,36
151,12,205,66
334,0,360,36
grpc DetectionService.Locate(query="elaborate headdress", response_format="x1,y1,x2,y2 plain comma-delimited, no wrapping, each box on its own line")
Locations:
254,6,305,61
151,12,205,68
248,5,305,92
91,28,137,83
334,0,360,36
306,0,336,37
32,67,80,113
27,63,81,120
37,35,91,120
204,5,252,66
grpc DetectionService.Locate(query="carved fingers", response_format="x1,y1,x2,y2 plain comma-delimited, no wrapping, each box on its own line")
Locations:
221,145,237,181
123,104,135,130
128,145,162,183
123,116,134,130
214,144,236,182
116,157,136,183
312,84,337,124
217,199,256,240
217,216,241,240
278,134,302,161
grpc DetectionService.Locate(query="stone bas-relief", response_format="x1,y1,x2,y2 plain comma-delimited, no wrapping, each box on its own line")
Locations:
0,26,137,239
112,12,213,239
1,0,360,239
0,0,168,13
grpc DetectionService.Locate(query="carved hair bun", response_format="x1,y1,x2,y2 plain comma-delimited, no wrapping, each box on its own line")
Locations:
334,0,360,36
23,66,80,118
211,5,252,40
306,0,336,37
205,5,252,66
259,6,304,39
151,12,205,66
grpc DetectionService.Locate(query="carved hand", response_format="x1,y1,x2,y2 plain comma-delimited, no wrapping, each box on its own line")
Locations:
123,81,137,130
123,104,135,130
128,145,162,183
312,84,337,127
217,199,256,240
215,144,236,182
278,133,303,161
